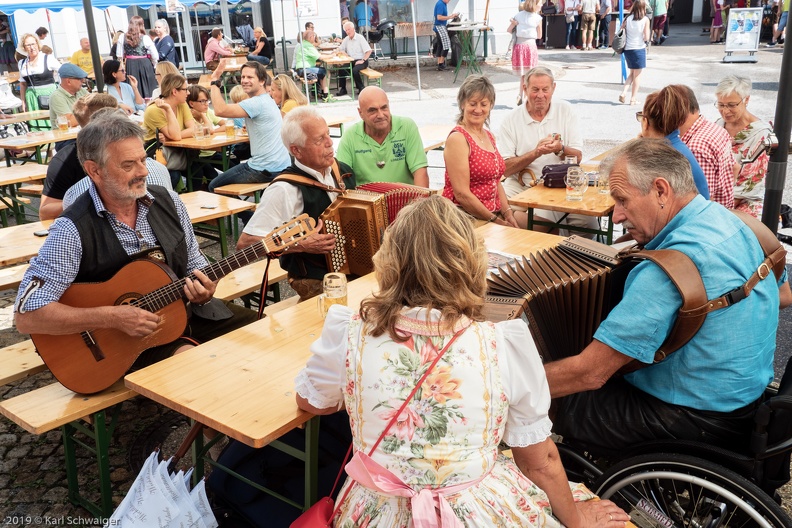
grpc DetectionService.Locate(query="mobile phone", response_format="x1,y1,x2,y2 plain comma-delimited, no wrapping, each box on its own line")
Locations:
33,229,49,237
200,205,218,209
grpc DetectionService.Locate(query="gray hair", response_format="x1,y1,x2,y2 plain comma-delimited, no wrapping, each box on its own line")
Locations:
455,74,496,126
600,138,698,196
281,105,322,148
77,110,144,168
715,75,752,100
154,19,170,35
523,66,555,87
343,21,355,31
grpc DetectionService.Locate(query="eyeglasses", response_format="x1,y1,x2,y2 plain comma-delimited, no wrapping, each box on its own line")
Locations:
177,87,189,92
23,43,37,48
195,99,209,104
635,111,644,122
714,99,745,110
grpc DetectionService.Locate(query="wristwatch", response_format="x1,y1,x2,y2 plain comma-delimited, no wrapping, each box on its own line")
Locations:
556,143,565,157
210,79,223,88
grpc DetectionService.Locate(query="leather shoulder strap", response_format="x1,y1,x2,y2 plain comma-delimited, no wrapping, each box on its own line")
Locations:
629,249,708,362
731,209,786,282
271,173,345,194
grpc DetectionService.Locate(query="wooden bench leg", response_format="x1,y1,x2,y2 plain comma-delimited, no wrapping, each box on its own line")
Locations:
62,407,118,518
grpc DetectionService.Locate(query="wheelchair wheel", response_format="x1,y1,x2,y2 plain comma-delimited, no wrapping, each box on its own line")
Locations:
594,453,791,528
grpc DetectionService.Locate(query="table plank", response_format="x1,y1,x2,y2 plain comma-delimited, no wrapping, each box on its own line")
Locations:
0,164,48,185
0,111,50,126
509,185,614,218
162,132,248,150
0,129,78,151
179,191,256,223
124,224,562,448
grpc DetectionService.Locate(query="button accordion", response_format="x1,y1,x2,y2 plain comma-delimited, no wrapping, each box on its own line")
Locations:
319,183,436,276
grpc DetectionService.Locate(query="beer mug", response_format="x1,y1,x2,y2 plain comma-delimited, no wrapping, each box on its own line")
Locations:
317,273,347,318
225,122,235,139
595,172,609,194
57,115,68,132
194,125,205,140
564,166,587,201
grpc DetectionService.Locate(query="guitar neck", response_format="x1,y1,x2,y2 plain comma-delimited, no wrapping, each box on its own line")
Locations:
136,240,273,313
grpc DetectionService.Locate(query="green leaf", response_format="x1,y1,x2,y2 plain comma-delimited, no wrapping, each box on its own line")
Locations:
382,435,403,454
399,348,419,371
410,443,425,458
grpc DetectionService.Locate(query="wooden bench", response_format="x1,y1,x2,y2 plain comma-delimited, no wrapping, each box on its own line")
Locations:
197,73,212,88
0,263,28,291
360,67,383,87
17,183,42,196
0,196,31,227
212,182,269,203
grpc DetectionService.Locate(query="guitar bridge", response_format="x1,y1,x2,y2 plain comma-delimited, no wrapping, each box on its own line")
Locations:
81,331,105,362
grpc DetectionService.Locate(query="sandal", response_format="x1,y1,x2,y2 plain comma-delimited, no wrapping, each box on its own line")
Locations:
630,99,639,106
618,94,626,104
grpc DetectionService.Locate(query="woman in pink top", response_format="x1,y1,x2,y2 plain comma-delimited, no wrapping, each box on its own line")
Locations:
442,75,520,228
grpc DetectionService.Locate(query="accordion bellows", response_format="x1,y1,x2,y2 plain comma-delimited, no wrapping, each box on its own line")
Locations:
486,237,629,363
320,184,436,276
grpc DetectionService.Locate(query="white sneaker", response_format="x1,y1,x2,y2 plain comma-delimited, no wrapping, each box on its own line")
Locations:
565,45,571,50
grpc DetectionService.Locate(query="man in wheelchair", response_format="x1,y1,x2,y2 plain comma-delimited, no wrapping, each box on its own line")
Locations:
543,138,792,526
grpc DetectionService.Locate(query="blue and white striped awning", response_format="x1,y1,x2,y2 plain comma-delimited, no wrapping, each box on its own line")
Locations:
0,0,260,15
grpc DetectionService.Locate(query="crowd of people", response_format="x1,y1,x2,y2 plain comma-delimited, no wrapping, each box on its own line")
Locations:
4,6,790,526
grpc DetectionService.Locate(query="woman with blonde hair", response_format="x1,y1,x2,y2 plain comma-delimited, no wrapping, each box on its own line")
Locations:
17,33,57,124
271,74,308,116
296,195,630,527
247,27,272,66
442,75,522,228
151,60,180,99
116,15,158,98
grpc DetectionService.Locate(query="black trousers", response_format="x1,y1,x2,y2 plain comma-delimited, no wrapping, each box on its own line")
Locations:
553,377,761,458
337,59,369,92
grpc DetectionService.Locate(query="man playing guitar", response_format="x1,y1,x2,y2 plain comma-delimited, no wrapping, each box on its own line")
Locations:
14,110,258,378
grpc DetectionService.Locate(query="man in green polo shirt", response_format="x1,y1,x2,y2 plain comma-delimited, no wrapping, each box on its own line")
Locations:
49,63,88,128
337,86,429,187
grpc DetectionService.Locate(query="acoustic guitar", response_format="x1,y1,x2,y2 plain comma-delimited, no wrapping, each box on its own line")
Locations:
31,214,316,395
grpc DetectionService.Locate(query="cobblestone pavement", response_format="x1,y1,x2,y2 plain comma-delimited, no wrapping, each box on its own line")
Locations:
1,23,792,526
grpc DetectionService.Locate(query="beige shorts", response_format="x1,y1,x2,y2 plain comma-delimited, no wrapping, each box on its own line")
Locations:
581,13,597,31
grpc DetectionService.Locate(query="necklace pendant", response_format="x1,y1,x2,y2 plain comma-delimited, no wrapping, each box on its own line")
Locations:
376,160,386,169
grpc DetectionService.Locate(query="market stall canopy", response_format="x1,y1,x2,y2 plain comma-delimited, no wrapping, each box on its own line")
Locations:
0,0,260,14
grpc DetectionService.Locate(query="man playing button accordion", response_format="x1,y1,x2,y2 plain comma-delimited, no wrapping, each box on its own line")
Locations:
544,138,792,456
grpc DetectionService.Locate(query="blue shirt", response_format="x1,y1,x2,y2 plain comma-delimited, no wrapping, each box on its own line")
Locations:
595,196,783,412
434,0,449,27
239,93,291,173
107,82,145,112
15,182,206,314
666,130,709,200
354,2,373,26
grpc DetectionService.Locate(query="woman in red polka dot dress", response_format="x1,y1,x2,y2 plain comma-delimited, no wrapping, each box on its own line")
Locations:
442,75,522,228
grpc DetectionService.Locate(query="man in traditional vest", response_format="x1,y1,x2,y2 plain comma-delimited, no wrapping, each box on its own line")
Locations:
237,106,356,301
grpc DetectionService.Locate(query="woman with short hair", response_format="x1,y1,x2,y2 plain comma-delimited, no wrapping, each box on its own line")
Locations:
103,60,145,115
714,75,773,218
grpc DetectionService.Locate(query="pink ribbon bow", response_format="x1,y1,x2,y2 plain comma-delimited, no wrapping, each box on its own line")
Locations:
345,451,485,528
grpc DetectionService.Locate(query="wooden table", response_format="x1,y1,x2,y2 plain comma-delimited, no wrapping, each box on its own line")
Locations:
318,42,339,52
580,145,619,173
320,53,355,101
163,132,249,192
447,23,490,82
0,128,79,166
509,184,615,243
124,223,562,511
179,190,256,255
0,220,53,267
0,163,48,224
324,115,353,137
0,110,50,126
0,192,254,267
420,123,454,153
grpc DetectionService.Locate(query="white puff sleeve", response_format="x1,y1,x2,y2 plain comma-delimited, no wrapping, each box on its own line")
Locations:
294,304,353,411
498,319,554,447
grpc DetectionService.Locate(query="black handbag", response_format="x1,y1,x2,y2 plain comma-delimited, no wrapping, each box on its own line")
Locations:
542,163,578,188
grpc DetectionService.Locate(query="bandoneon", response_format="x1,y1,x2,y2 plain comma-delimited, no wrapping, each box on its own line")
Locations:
320,184,436,276
485,236,630,363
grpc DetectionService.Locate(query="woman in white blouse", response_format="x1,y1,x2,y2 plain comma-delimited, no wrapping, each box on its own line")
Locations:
295,196,629,527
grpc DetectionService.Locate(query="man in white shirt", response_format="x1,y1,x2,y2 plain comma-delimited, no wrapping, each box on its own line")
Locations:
237,106,356,301
336,21,372,97
498,66,598,234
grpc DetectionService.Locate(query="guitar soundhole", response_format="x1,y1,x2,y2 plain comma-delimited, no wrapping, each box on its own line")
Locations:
117,293,141,306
